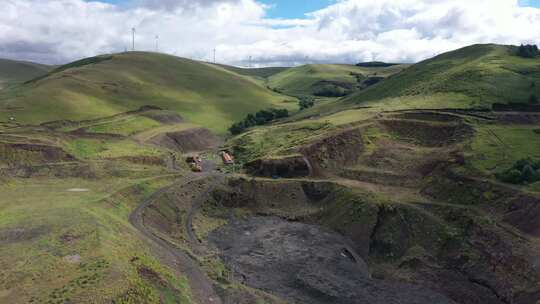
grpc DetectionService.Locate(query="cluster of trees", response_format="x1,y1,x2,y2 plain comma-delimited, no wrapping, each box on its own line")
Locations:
356,61,398,68
314,84,349,97
299,96,315,110
229,108,289,135
496,158,540,184
517,44,540,58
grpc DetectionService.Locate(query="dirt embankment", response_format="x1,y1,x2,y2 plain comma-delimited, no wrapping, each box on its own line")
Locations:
422,168,540,236
380,118,473,147
148,128,222,153
0,142,75,167
243,127,366,178
245,156,311,178
243,114,471,180
300,127,365,176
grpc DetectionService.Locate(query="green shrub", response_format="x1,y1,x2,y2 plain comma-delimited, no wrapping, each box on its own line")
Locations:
517,44,540,58
496,158,540,184
299,97,315,110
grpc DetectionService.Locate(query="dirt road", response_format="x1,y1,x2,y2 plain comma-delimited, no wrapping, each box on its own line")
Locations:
129,170,223,304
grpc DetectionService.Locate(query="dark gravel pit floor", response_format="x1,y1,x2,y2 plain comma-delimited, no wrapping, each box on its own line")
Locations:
209,216,456,304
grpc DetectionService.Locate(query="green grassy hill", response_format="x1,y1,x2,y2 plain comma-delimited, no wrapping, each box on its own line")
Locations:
267,63,407,97
0,58,52,89
217,64,289,80
343,44,540,108
0,52,294,133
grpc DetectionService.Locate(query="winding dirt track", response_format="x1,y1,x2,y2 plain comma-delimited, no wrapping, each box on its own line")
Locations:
129,168,223,304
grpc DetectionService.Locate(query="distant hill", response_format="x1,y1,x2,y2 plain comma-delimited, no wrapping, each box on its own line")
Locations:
0,52,294,133
216,64,290,80
343,44,540,108
267,63,407,97
0,58,52,89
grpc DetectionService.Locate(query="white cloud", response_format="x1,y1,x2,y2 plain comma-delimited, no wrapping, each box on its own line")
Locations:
0,0,539,66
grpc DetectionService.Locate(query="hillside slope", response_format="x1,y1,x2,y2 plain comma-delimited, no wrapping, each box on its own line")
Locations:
268,63,407,97
216,64,289,81
343,44,540,107
0,58,52,89
0,52,294,133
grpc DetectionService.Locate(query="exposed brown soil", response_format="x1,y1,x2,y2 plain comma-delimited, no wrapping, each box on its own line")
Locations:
148,128,222,152
141,111,183,124
138,266,168,287
0,142,75,166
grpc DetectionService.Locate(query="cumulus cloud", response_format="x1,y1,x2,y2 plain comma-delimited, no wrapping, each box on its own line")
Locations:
134,0,240,11
0,0,539,66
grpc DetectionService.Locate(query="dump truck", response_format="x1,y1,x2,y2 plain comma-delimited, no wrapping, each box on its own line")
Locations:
189,162,203,172
220,151,234,165
186,154,203,172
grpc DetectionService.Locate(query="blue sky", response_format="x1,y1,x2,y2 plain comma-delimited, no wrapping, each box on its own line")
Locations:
258,0,335,19
520,0,540,8
91,0,335,18
92,0,540,17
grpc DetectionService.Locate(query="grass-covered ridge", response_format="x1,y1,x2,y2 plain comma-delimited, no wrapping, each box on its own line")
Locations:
343,44,540,108
0,52,295,133
0,58,52,89
267,63,407,97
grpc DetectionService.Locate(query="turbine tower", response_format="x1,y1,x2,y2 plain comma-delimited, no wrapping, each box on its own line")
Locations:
131,28,136,51
155,35,159,52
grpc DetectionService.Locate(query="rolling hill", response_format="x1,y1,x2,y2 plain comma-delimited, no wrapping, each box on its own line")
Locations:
343,44,540,108
3,43,540,304
267,63,408,97
0,58,52,89
0,52,295,133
